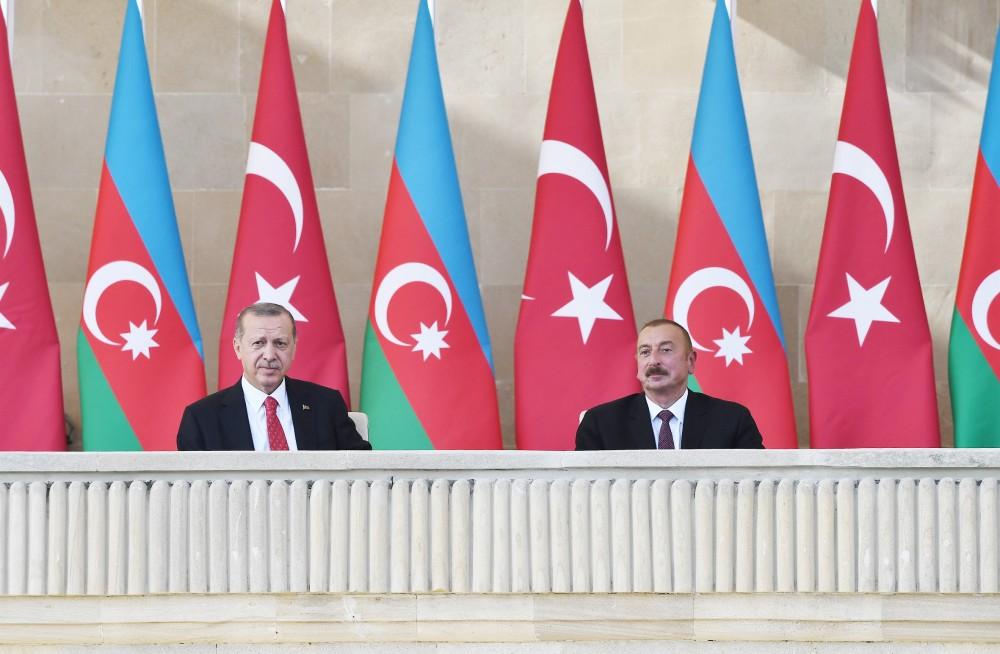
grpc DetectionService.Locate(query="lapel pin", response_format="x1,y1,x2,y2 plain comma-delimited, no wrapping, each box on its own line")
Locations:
302,404,310,411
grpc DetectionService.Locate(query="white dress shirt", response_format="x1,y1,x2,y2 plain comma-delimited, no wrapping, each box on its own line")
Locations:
241,377,299,451
645,390,688,449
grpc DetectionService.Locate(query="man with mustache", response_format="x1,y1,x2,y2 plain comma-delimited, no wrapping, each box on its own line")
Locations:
576,319,763,450
176,302,371,451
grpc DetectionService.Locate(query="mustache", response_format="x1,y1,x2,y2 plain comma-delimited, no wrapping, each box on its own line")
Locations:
645,365,668,377
257,361,282,370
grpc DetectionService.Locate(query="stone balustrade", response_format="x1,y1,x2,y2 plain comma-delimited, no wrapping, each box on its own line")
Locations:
1,449,998,597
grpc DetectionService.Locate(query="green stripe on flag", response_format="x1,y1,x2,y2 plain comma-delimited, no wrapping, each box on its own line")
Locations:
360,322,433,449
77,330,142,451
949,312,1000,447
687,374,703,393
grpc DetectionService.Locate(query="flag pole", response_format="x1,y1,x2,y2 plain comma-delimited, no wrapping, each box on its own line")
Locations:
728,0,737,49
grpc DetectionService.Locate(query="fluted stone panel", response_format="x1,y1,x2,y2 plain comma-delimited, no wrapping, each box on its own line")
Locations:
1,450,998,596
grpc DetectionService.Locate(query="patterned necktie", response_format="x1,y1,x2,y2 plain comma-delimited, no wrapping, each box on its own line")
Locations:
657,409,675,450
264,396,289,451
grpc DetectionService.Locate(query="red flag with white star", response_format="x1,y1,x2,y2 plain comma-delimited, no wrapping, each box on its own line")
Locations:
805,0,939,448
219,0,349,398
514,0,638,450
0,8,64,450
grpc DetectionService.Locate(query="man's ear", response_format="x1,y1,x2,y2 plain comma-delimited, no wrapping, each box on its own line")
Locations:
688,349,697,374
233,338,241,360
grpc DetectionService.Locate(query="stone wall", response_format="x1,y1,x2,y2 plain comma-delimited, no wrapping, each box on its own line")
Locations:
1,450,1000,650
2,450,998,595
15,1,997,447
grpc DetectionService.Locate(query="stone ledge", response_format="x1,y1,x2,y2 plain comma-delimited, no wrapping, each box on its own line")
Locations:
0,593,998,645
2,449,999,482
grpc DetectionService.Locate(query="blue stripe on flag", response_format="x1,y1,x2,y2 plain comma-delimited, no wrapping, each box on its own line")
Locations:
980,25,1000,182
393,0,494,368
689,0,785,346
103,0,203,358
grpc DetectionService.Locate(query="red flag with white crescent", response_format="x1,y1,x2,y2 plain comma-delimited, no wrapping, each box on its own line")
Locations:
805,0,939,448
0,10,64,450
219,0,350,399
515,0,638,450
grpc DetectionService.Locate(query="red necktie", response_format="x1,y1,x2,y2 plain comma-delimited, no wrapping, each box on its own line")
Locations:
264,396,289,451
657,409,675,450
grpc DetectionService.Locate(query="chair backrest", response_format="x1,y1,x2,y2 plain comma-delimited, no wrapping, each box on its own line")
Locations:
348,411,369,442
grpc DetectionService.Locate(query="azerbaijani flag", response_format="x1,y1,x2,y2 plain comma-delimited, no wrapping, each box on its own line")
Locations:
664,0,797,449
950,23,1000,448
359,0,501,449
78,0,205,450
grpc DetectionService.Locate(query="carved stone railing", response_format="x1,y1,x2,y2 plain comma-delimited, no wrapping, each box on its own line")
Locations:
1,450,997,597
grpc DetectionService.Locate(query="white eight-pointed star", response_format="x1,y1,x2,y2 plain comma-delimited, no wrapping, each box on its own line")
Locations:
411,321,450,361
120,320,159,360
713,326,752,366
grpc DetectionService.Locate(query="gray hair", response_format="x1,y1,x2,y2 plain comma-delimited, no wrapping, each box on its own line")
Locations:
638,318,692,352
234,302,297,340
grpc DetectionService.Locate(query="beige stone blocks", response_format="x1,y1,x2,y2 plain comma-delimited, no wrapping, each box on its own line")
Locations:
158,93,246,190
622,0,712,93
155,1,240,93
906,0,996,93
1,591,997,648
20,95,108,189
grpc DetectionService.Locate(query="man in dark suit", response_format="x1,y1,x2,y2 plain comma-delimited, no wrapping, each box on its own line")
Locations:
177,302,371,451
576,319,763,450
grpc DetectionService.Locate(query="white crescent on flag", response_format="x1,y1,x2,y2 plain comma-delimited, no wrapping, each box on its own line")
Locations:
972,269,1000,350
0,168,13,258
373,261,453,347
82,260,162,345
537,139,613,251
832,140,895,253
246,141,304,252
672,266,755,352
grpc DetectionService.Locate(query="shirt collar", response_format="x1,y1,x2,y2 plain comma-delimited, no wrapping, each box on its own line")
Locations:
645,389,689,422
241,375,289,410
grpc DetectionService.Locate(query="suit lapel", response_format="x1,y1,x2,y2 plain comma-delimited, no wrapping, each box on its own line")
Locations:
627,394,655,449
286,378,317,450
681,391,705,449
220,382,254,451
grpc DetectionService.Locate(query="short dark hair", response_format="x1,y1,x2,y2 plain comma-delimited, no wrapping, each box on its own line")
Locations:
234,302,296,340
638,318,693,351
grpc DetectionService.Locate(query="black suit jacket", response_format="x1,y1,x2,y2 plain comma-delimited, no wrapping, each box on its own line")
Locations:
177,377,372,451
575,391,764,450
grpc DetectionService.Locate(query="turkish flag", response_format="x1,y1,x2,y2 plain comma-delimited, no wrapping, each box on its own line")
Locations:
219,0,349,399
0,11,65,450
515,0,638,450
805,0,939,448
